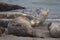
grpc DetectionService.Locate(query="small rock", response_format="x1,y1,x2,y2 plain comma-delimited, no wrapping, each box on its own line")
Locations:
48,22,60,38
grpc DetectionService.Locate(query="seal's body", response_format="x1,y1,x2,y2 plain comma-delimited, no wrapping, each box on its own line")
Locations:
7,9,49,37
8,16,33,36
7,16,44,38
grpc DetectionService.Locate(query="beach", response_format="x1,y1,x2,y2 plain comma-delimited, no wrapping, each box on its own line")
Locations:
0,0,60,40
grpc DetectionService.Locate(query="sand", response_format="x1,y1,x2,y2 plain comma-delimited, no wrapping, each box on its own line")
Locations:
0,23,60,40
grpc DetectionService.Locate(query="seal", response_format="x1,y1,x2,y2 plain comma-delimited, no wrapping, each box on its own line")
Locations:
7,16,44,38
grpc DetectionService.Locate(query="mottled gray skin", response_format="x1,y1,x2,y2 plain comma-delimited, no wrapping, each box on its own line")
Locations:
48,22,60,38
7,16,32,36
30,9,49,27
7,9,49,37
22,9,49,27
7,16,44,38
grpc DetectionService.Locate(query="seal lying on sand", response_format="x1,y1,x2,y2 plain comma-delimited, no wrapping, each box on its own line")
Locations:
7,16,44,38
7,9,49,37
48,22,60,38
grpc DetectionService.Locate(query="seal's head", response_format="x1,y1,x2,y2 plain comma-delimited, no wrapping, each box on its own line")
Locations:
31,8,49,27
40,9,49,17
